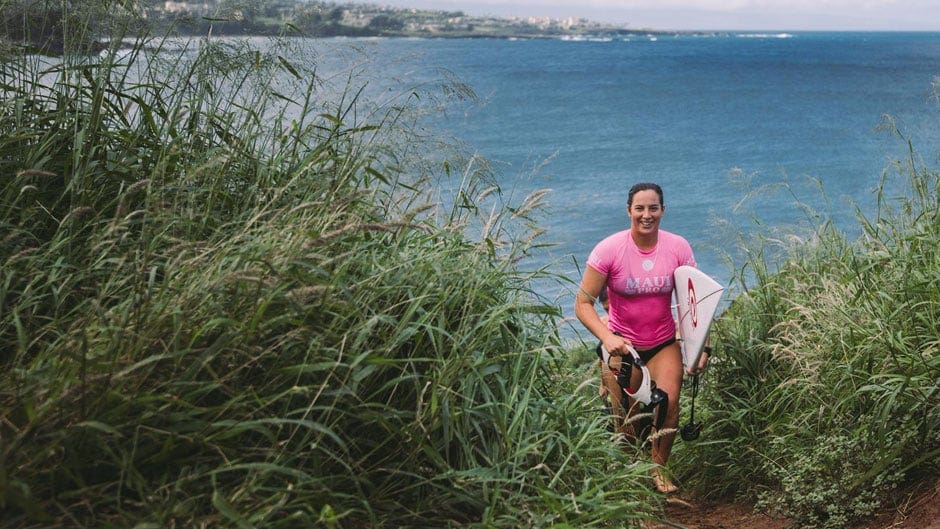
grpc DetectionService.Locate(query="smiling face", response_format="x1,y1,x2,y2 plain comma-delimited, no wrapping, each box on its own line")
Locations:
628,188,664,241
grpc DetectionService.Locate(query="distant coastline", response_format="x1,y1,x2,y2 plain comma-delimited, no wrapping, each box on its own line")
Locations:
145,1,668,40
2,0,690,55
5,1,935,56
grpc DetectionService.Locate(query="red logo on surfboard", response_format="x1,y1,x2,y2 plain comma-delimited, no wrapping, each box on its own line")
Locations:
688,278,698,328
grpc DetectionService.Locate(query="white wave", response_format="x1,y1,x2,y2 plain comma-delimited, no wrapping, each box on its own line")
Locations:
559,35,614,42
736,33,793,39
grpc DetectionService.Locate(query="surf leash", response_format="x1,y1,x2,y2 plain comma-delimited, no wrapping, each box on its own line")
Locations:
680,344,711,441
680,373,701,441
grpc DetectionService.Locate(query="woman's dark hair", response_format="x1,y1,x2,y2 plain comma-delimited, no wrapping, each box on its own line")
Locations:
627,182,664,207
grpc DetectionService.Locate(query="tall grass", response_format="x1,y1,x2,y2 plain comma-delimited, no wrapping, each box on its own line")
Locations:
1,9,663,529
673,136,940,528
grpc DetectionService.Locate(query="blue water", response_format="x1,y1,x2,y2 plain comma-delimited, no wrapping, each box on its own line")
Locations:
309,32,940,341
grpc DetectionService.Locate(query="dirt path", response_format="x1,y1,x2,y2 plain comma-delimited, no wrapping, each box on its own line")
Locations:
649,497,790,529
648,478,940,529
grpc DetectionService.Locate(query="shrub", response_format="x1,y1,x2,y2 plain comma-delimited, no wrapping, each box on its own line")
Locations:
673,143,940,527
1,14,661,529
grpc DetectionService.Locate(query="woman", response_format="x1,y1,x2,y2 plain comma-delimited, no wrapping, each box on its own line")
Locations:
574,182,710,494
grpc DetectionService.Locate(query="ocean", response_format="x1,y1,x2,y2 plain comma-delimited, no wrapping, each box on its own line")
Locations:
306,32,940,342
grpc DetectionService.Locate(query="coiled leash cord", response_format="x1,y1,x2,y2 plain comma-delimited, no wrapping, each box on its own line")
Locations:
680,374,701,441
680,344,711,441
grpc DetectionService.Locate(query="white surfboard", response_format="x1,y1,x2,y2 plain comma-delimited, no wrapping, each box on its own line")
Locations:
674,266,724,370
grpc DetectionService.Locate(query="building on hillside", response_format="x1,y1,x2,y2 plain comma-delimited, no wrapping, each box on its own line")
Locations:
163,1,213,14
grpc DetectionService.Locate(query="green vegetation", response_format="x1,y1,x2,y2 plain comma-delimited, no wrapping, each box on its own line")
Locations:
1,7,660,529
672,155,940,527
0,0,136,55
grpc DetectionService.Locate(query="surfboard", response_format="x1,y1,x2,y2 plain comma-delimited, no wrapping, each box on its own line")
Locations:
674,266,724,370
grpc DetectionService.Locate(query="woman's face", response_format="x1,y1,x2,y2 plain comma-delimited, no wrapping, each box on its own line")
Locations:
628,189,664,236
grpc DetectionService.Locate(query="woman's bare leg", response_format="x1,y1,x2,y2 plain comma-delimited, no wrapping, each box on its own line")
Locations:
645,342,684,492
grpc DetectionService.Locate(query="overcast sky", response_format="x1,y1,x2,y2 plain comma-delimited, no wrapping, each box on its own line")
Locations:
338,0,940,31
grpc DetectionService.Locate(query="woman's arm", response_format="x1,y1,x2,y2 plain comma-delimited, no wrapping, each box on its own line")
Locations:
574,266,631,355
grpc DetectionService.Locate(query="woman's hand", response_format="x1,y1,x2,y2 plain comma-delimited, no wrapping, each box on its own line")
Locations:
600,334,632,372
685,348,710,375
601,334,632,357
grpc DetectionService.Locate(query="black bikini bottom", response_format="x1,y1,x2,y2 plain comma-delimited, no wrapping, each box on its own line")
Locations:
634,337,677,363
595,335,676,364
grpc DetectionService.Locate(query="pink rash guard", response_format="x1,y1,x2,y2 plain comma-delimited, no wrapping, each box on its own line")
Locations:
586,229,696,349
